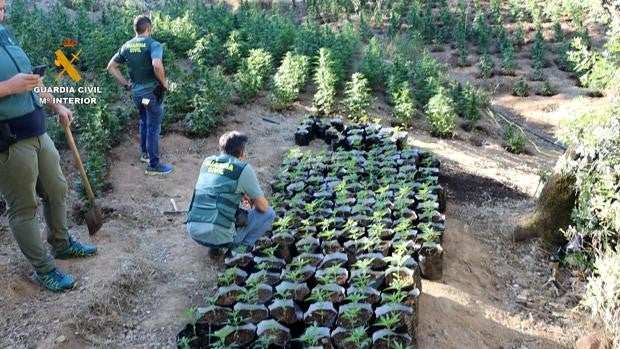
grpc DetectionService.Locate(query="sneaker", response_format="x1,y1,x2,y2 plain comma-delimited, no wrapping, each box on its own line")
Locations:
140,153,149,163
33,268,76,292
145,164,174,175
208,247,225,258
54,237,97,259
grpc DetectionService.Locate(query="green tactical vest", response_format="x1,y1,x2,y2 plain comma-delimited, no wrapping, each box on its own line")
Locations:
0,24,42,121
119,36,158,85
187,154,248,245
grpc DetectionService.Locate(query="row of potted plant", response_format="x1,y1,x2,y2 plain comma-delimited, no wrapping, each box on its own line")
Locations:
177,121,444,348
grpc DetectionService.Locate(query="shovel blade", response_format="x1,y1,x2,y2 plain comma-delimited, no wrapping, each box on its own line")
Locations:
85,204,103,235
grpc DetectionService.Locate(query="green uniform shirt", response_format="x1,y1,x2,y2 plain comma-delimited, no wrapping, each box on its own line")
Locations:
112,36,163,97
0,24,42,121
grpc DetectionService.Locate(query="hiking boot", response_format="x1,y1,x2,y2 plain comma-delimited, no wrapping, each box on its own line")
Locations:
33,268,76,292
54,237,97,259
140,153,149,163
208,247,225,258
145,164,174,175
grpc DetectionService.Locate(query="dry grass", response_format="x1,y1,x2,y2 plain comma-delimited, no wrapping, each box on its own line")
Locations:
68,256,157,341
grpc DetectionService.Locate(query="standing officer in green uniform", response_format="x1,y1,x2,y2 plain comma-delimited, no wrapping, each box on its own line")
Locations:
186,131,276,256
107,15,173,175
0,0,97,292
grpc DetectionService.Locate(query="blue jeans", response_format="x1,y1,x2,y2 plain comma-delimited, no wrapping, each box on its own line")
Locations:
133,92,164,167
234,207,276,247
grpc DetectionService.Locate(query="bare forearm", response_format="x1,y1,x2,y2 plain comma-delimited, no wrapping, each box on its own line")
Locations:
0,80,14,98
39,91,61,112
153,64,166,86
108,67,129,87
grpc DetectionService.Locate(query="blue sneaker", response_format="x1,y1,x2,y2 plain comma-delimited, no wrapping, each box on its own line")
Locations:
145,164,174,175
54,237,97,259
33,268,76,292
140,153,149,163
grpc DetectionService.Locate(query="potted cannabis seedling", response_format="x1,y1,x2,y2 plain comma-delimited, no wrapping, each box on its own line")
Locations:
212,310,256,347
256,319,291,348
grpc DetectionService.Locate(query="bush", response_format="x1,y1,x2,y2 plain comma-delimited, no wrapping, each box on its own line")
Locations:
358,37,385,89
460,83,486,130
187,33,221,67
425,87,456,137
185,67,232,136
313,48,338,115
343,73,373,122
223,30,246,74
583,251,620,347
478,53,495,78
411,52,448,106
392,81,416,124
271,52,310,110
501,43,517,75
513,77,530,97
503,125,527,153
235,48,273,103
386,55,411,105
151,11,199,58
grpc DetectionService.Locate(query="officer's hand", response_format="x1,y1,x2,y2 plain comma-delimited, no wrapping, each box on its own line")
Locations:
163,81,169,91
55,105,74,126
7,73,40,94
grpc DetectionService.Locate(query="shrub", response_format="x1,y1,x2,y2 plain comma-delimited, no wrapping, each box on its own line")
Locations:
223,30,246,74
358,37,385,89
583,251,620,348
461,83,487,130
235,48,273,103
151,11,199,58
185,67,232,136
478,53,495,79
271,52,310,110
187,33,221,67
503,125,527,153
473,8,490,53
392,81,416,124
501,43,517,75
513,77,530,97
540,80,555,96
386,55,411,105
411,52,448,106
343,73,374,122
425,87,456,137
532,29,546,80
313,48,338,115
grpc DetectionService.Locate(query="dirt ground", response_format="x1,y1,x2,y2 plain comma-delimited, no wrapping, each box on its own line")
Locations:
0,21,603,349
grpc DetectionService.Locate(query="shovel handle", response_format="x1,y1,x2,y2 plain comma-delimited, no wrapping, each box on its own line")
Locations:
62,124,96,203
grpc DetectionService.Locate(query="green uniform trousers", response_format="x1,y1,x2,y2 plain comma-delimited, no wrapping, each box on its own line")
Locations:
0,133,70,273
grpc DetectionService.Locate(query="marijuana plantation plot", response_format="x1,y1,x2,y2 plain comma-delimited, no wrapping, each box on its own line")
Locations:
177,118,446,348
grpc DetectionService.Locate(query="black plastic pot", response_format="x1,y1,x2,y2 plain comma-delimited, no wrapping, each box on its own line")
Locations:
346,286,381,305
318,252,348,269
330,326,371,349
197,305,230,326
256,319,292,347
256,283,275,304
296,236,321,254
419,245,443,280
275,281,311,302
336,302,374,329
213,285,245,306
268,298,302,325
234,303,269,324
295,128,312,146
217,268,248,287
247,271,281,287
303,301,338,327
315,267,349,286
294,252,325,268
375,304,415,333
214,323,256,347
224,251,253,268
253,256,287,271
176,322,211,349
371,329,413,349
313,283,347,304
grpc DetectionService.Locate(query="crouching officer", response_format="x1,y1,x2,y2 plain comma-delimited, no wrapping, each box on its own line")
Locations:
0,0,96,292
186,131,276,257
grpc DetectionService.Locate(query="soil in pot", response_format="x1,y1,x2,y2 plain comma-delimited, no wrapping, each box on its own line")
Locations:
254,256,287,271
296,236,321,254
350,269,384,290
214,285,245,306
256,319,292,347
269,298,302,325
357,252,387,270
275,281,311,302
303,301,338,327
247,271,281,287
322,239,345,254
331,326,371,349
293,253,325,268
385,266,417,290
299,326,333,349
217,268,247,287
233,303,269,324
316,267,349,286
313,283,347,304
224,251,253,268
176,322,211,349
346,286,381,306
281,265,316,283
336,303,374,329
215,323,256,347
371,329,412,349
375,304,415,333
197,305,230,326
318,252,348,269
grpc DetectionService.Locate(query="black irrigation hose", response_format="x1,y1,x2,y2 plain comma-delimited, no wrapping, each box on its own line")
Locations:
488,105,568,152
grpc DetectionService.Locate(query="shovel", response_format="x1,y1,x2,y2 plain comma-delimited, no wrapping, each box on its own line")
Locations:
63,124,103,235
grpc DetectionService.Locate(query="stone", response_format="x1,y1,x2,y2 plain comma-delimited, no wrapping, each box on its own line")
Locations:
55,335,66,344
576,334,600,349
